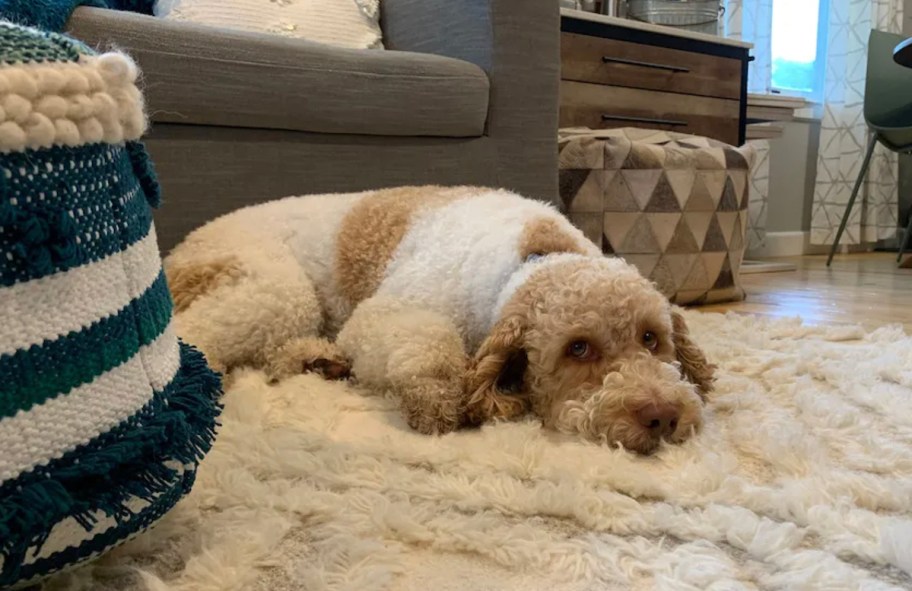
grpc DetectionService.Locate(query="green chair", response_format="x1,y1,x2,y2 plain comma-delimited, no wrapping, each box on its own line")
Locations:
827,29,912,267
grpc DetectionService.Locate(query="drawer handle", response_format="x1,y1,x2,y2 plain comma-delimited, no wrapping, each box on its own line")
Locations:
601,114,688,127
601,56,690,73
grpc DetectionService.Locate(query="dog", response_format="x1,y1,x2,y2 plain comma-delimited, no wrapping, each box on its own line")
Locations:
165,186,715,453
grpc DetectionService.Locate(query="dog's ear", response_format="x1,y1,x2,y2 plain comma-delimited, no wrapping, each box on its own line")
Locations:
464,314,530,426
671,308,716,400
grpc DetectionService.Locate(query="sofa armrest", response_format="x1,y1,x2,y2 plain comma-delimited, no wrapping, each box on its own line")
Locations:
382,0,561,202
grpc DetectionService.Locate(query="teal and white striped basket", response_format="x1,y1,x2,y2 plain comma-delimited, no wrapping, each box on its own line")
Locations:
0,21,222,589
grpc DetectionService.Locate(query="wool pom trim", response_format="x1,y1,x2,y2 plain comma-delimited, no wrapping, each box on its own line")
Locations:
0,53,147,154
0,342,222,588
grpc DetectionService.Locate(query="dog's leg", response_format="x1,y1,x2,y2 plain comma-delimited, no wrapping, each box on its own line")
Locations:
336,296,468,435
265,335,350,381
171,255,344,378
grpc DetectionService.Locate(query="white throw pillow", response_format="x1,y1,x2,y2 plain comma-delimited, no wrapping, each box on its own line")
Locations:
154,0,383,49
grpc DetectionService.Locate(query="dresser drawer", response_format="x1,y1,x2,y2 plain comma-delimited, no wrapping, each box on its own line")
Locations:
561,32,742,100
560,80,740,145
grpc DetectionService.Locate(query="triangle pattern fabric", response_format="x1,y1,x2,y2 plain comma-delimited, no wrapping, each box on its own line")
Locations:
718,176,740,211
559,169,590,210
645,173,682,212
665,169,696,210
650,257,677,297
701,252,727,285
673,290,708,305
724,146,750,169
730,249,744,278
683,212,712,249
716,211,739,247
666,217,700,253
664,254,698,290
557,130,752,306
728,170,748,206
712,255,734,290
604,172,639,212
703,215,728,252
685,174,716,211
729,213,744,252
682,257,710,290
648,213,683,251
622,170,663,210
664,147,692,170
697,147,727,169
604,138,632,169
603,212,641,251
620,214,660,253
569,170,610,213
700,170,727,207
622,143,666,169
559,136,605,169
622,254,660,278
568,212,603,246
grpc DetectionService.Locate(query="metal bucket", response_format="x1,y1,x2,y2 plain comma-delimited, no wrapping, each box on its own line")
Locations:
626,0,724,27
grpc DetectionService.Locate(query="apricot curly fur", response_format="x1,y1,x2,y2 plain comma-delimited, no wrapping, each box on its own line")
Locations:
165,257,244,313
167,186,715,453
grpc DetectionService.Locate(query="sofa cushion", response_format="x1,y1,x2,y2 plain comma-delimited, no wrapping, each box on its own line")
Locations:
66,7,490,138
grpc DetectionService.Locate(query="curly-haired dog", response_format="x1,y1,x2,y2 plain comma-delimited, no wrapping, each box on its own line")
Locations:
165,186,715,453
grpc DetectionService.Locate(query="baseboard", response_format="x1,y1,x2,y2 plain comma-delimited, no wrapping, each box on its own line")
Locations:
747,229,908,258
746,231,808,258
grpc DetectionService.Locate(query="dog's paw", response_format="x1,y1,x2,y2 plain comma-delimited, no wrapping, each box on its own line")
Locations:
304,357,351,380
266,336,351,382
405,410,458,436
399,378,465,435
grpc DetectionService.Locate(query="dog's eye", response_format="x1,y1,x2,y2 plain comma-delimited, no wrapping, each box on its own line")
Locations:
566,340,597,361
642,331,659,351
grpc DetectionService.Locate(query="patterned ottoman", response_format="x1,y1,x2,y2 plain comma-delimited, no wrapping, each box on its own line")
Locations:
559,128,755,305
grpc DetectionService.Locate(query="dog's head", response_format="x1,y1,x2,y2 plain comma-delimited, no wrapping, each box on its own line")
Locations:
465,254,714,454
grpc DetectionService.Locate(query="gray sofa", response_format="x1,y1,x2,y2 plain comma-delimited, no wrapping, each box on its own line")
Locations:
64,0,560,252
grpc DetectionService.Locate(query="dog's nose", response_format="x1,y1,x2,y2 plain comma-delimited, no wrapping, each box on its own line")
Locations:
635,402,680,438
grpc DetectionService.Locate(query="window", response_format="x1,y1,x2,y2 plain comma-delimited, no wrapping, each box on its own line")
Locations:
770,0,829,100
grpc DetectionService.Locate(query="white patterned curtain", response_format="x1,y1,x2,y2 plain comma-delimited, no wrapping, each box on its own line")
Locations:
722,0,773,93
810,0,903,246
722,0,772,251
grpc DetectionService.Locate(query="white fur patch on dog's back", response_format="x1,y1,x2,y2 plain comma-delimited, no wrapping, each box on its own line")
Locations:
377,190,586,351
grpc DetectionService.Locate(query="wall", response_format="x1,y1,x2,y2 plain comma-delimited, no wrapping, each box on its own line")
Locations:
746,119,820,257
766,120,820,233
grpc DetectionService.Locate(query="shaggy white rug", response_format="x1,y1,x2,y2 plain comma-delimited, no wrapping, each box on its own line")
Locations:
44,312,912,591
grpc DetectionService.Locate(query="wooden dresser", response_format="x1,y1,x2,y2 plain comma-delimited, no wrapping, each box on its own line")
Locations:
560,9,753,146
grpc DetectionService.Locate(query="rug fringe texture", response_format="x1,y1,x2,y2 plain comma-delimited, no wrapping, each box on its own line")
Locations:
0,343,222,587
41,312,912,590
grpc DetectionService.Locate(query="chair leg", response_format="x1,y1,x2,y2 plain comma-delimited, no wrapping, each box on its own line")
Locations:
899,209,912,263
827,135,879,267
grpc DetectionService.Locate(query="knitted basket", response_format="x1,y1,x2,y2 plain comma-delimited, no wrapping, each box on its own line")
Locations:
0,22,221,588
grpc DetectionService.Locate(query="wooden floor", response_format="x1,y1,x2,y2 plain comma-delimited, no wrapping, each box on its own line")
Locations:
703,253,912,331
